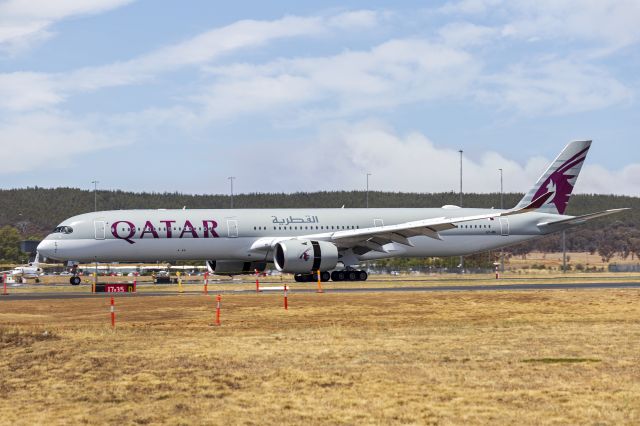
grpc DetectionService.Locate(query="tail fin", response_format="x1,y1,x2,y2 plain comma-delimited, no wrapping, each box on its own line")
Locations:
514,140,591,215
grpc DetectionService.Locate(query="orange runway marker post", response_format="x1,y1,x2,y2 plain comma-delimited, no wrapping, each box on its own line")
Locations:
110,296,115,328
316,269,323,293
255,269,260,293
204,272,209,295
283,285,288,310
2,273,7,296
215,294,221,326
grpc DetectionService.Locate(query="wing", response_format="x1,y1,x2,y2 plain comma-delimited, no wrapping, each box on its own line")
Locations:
325,213,494,253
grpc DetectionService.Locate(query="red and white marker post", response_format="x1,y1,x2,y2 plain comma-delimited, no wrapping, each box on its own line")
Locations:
204,272,209,295
255,269,260,293
495,264,500,280
316,269,323,293
110,296,115,328
215,294,221,326
283,285,288,310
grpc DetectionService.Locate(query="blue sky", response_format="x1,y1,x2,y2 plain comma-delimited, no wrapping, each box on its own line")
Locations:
1,0,639,196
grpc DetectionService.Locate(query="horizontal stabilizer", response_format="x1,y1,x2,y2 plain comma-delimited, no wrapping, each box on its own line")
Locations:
537,208,630,231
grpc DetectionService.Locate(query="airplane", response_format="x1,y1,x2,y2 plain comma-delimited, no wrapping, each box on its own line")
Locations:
37,140,628,285
1,262,44,283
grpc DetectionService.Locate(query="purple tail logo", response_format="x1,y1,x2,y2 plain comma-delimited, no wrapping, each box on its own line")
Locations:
532,146,589,215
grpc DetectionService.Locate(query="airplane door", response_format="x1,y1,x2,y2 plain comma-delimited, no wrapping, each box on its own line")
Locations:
227,220,239,238
499,218,509,236
374,219,384,227
94,220,106,240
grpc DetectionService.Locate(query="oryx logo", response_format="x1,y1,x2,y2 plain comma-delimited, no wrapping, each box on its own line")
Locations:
299,248,312,261
532,146,589,215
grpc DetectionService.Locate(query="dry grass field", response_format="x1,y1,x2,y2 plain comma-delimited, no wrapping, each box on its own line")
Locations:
1,289,639,425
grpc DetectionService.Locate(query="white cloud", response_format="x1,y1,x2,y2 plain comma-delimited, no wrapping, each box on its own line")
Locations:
193,38,477,123
578,164,640,196
0,112,124,173
437,22,499,46
0,0,134,53
438,0,503,16
0,72,62,111
440,0,640,54
327,10,382,30
0,10,384,113
476,59,633,115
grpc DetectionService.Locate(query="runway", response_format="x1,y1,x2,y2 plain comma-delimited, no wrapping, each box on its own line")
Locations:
2,281,640,301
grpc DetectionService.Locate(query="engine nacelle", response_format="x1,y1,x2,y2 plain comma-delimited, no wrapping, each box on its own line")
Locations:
273,239,338,273
206,260,267,276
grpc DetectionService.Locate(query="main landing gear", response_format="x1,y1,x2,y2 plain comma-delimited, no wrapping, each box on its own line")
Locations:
293,270,368,282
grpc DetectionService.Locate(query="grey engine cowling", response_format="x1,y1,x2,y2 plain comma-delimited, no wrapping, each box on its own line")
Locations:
273,239,338,273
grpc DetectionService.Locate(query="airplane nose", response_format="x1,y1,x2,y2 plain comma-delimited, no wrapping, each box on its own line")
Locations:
37,239,55,257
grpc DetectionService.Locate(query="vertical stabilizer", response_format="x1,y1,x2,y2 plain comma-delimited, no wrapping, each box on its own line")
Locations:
514,140,591,215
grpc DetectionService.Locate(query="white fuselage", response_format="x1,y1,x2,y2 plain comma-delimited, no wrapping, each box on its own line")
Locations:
37,208,563,264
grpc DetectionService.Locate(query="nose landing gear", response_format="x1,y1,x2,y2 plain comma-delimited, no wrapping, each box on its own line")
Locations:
69,264,81,286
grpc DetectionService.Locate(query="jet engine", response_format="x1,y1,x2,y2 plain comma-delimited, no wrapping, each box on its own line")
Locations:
206,260,267,275
273,239,338,273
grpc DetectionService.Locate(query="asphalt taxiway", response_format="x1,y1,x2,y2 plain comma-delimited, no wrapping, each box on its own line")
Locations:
2,282,640,301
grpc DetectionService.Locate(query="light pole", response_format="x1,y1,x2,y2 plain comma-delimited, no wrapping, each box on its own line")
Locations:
366,173,372,208
498,169,504,272
458,150,463,207
228,177,235,209
458,150,464,272
91,180,99,212
562,230,567,273
498,168,504,210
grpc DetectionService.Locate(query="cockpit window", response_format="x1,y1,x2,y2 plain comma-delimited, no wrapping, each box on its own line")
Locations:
53,226,73,234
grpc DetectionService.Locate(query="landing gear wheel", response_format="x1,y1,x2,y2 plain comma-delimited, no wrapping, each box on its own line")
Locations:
358,271,368,281
70,276,81,286
335,271,346,281
347,271,357,281
294,274,303,282
321,271,331,282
